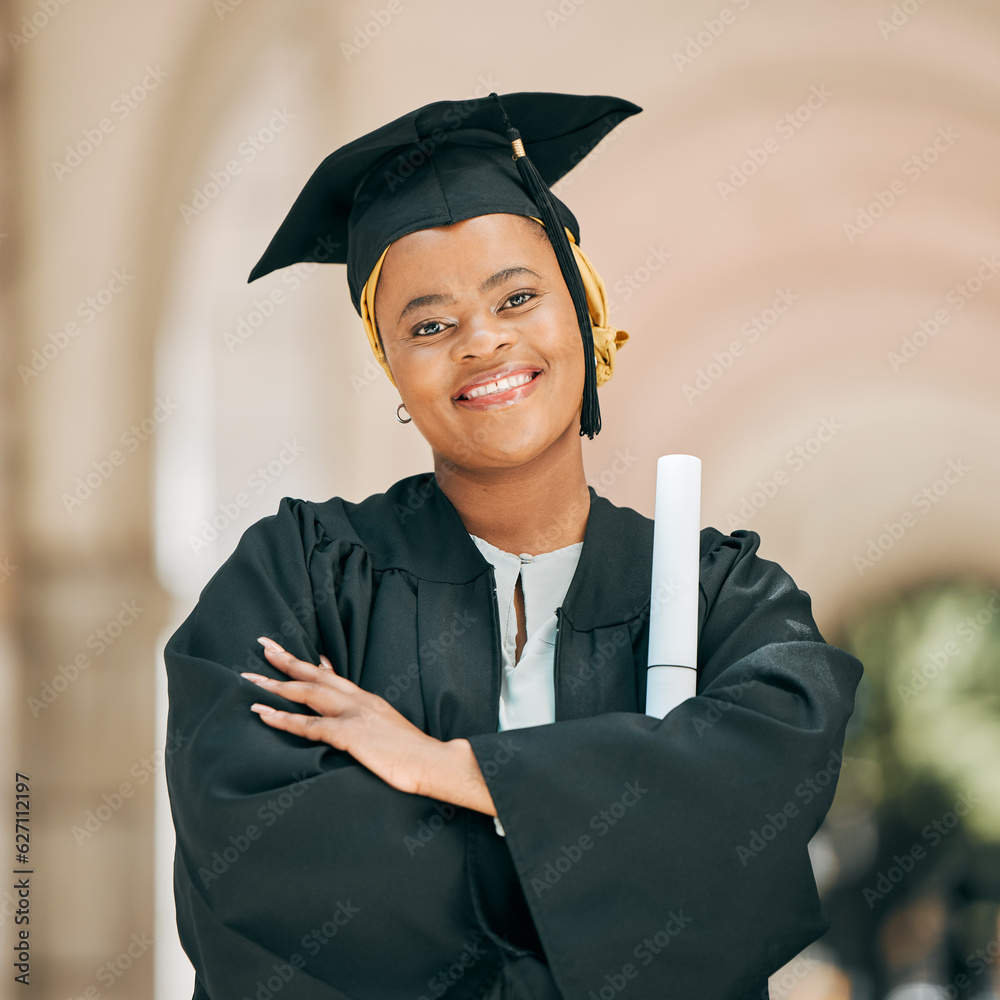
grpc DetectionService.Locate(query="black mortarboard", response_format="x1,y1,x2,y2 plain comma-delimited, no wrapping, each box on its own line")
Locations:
248,90,642,437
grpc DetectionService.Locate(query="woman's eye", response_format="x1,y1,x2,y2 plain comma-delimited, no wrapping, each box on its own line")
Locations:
413,319,447,337
503,290,534,309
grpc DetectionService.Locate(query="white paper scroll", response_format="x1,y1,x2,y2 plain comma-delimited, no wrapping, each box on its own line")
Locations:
645,454,702,718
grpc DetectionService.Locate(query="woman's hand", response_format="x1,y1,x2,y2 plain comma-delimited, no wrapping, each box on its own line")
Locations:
242,637,496,816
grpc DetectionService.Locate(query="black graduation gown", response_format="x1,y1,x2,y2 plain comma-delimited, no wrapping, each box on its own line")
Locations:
164,472,863,1000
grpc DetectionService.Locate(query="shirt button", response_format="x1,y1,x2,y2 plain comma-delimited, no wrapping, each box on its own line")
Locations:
519,553,533,563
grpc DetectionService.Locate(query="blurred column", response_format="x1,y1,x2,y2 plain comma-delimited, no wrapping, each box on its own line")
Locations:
0,12,23,998
6,0,173,995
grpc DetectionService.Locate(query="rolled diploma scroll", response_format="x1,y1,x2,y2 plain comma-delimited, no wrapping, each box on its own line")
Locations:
645,454,702,718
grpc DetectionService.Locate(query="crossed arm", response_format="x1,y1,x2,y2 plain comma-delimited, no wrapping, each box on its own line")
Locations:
242,635,497,817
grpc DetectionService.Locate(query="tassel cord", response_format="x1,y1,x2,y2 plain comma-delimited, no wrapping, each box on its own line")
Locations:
490,93,601,438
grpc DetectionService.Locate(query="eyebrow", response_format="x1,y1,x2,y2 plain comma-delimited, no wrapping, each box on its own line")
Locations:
397,267,543,324
398,293,454,322
480,266,542,294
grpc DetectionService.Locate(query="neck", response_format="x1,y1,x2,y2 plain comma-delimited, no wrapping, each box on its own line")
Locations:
434,434,590,556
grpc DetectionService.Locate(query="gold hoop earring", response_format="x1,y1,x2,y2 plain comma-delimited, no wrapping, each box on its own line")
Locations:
395,403,412,424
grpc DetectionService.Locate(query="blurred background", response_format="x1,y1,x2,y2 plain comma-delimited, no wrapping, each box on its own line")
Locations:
1,0,999,997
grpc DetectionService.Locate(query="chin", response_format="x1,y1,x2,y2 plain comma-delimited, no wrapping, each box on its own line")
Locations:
441,415,576,472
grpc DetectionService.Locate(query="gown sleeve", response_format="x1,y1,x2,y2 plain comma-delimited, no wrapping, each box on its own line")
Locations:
464,528,863,1000
163,498,504,1000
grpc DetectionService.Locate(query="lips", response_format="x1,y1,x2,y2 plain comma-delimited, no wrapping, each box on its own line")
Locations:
453,367,542,403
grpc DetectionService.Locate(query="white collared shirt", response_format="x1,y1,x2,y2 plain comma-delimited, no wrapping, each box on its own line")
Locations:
469,533,583,836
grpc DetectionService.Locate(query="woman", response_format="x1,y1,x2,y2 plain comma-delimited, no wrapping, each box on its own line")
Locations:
164,91,863,1000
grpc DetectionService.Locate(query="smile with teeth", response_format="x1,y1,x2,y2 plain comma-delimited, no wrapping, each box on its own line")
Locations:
458,372,538,400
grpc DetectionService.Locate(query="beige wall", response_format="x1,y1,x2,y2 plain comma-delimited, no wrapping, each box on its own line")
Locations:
3,0,999,995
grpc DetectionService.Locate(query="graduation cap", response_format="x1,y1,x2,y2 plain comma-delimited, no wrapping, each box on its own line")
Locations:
248,91,642,438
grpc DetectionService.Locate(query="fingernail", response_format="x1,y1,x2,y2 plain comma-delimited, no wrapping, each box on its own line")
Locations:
319,654,332,670
250,703,276,716
241,672,270,684
257,636,282,653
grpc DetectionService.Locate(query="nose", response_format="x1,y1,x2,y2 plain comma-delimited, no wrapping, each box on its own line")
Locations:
451,308,519,362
